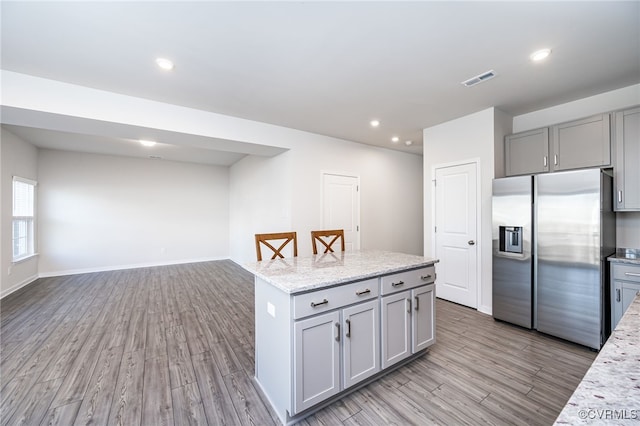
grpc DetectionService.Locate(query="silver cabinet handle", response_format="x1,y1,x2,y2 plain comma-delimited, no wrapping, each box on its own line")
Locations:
543,156,548,167
618,190,623,204
310,299,328,308
356,289,371,296
616,289,621,302
625,272,640,277
415,296,419,311
420,274,432,281
335,322,340,342
346,319,351,338
468,240,475,246
392,280,404,287
554,154,558,166
407,298,412,313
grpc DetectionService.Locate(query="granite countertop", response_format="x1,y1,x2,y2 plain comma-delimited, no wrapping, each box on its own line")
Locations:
554,293,640,425
243,249,438,294
608,248,640,265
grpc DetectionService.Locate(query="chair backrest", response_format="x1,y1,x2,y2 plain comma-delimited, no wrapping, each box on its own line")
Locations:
311,229,345,255
255,232,298,261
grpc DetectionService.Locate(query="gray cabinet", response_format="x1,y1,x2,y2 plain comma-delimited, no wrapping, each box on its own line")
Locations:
412,285,435,352
342,300,380,388
505,128,549,176
294,311,340,413
381,291,411,368
614,107,640,211
381,284,435,369
611,263,640,331
551,114,611,171
504,113,612,177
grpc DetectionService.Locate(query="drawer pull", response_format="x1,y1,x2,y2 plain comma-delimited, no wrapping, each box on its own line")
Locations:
415,296,420,311
356,289,371,296
624,272,640,277
335,322,340,342
420,274,432,281
346,319,351,338
392,280,405,287
310,299,328,308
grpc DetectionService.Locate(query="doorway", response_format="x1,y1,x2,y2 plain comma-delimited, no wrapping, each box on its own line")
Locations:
321,172,360,251
433,161,479,308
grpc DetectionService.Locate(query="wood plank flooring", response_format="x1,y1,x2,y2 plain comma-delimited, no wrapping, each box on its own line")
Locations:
1,260,597,425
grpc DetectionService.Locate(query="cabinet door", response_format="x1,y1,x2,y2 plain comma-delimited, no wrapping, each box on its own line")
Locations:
381,291,411,369
621,282,640,321
614,108,640,210
293,311,340,414
505,128,549,176
551,114,611,171
412,285,435,352
611,280,623,331
342,300,380,389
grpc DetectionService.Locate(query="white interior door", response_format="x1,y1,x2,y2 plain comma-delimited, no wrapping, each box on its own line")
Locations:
322,173,360,250
434,162,478,308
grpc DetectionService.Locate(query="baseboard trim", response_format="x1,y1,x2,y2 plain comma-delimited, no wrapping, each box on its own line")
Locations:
1,274,39,299
478,304,492,316
38,256,229,278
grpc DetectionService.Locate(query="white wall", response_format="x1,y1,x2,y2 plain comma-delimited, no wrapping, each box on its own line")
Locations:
229,152,294,263
1,128,39,297
229,135,424,265
37,149,229,275
423,107,511,315
290,138,423,259
513,83,640,249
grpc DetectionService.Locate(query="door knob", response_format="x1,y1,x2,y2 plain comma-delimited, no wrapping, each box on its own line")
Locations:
468,240,475,246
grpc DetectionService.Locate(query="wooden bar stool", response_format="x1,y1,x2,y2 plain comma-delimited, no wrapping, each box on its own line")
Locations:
255,232,298,261
311,229,345,255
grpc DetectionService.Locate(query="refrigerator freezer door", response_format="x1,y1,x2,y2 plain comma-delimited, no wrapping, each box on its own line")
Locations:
536,169,602,349
492,176,533,328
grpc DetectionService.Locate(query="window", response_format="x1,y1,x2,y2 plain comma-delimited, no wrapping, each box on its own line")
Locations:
12,177,36,261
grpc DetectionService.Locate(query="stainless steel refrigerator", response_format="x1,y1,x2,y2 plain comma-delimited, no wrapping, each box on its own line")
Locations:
492,168,616,350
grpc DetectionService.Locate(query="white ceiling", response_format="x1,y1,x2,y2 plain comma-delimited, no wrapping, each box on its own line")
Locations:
1,1,639,164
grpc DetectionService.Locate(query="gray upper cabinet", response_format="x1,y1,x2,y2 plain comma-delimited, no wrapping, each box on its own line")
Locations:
505,113,612,177
614,107,640,211
551,113,611,172
505,128,549,176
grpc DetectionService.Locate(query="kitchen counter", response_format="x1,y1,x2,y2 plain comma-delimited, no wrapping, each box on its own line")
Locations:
554,293,640,424
608,248,640,265
243,249,438,294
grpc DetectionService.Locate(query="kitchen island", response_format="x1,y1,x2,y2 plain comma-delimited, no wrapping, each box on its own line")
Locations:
243,250,438,425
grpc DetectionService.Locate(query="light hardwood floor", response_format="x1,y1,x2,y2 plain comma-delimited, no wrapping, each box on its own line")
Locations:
0,260,596,425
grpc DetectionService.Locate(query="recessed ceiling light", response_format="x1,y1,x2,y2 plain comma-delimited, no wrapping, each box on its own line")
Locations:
530,48,551,62
139,139,157,147
155,57,174,70
405,140,413,146
391,136,399,143
370,120,380,128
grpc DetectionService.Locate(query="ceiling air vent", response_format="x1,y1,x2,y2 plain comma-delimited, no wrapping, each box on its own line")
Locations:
461,70,496,87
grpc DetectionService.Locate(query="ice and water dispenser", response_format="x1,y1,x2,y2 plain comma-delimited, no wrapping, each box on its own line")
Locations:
499,226,523,254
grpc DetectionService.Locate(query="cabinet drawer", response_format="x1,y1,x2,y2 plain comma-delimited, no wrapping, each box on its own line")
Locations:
612,264,640,283
293,278,379,320
381,266,435,295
